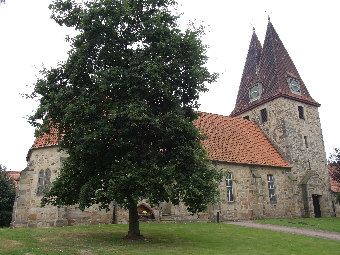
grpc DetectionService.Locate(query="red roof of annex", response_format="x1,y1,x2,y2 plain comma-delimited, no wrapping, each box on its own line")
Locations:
329,164,340,193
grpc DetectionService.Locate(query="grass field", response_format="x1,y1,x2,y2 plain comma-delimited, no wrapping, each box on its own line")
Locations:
1,222,340,255
255,217,340,232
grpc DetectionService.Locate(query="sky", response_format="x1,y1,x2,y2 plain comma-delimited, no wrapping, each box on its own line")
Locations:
0,0,339,171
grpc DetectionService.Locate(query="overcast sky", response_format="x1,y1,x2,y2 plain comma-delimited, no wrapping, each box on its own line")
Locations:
0,0,339,171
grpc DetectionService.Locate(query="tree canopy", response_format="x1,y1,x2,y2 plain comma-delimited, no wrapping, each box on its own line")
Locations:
0,164,16,227
29,0,221,239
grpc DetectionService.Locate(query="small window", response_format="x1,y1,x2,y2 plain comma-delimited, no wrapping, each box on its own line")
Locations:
261,108,268,123
307,160,311,170
304,136,308,148
298,106,304,119
267,175,277,203
226,173,234,202
243,116,249,120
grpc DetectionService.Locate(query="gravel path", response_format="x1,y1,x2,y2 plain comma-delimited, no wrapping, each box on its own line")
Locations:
227,221,340,242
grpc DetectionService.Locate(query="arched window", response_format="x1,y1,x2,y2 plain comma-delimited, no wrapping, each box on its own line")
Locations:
45,169,51,190
36,169,52,195
267,175,277,202
226,173,234,202
37,170,45,195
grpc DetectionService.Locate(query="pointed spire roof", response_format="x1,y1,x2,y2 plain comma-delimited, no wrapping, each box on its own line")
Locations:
232,30,262,115
230,21,319,117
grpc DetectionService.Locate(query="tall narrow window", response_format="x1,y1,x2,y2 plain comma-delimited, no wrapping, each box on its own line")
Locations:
261,108,268,123
45,169,51,191
37,170,45,195
298,106,305,119
304,136,308,148
267,175,277,202
226,173,234,202
307,160,311,170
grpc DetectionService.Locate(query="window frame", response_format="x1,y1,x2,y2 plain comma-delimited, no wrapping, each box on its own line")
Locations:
298,106,305,120
36,169,52,195
226,173,234,202
267,174,277,203
304,136,308,148
260,108,268,123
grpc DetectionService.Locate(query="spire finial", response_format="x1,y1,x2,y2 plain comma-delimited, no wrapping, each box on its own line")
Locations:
268,15,271,22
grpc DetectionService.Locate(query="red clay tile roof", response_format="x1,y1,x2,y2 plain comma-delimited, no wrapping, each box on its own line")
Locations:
329,164,340,193
31,128,59,149
6,171,20,186
30,114,290,168
231,21,319,117
195,112,291,168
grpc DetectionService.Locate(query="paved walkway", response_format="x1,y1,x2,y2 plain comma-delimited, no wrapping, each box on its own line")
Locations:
227,221,340,242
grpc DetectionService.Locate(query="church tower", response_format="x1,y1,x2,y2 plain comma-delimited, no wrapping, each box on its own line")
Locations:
230,21,334,217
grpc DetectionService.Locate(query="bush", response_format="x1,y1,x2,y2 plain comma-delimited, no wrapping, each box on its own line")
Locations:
0,164,16,227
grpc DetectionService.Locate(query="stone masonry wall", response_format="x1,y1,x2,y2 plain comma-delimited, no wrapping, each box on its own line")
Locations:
236,97,334,217
150,162,299,223
206,162,298,221
11,147,113,228
13,128,320,228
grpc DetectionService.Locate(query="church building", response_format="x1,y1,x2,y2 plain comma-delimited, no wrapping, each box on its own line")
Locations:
11,21,334,228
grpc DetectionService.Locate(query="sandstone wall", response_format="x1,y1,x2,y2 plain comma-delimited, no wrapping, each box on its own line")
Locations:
236,97,334,217
11,147,113,228
206,162,298,221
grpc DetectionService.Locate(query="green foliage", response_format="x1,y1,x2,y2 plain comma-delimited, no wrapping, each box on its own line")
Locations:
328,148,340,183
0,164,16,227
30,0,221,225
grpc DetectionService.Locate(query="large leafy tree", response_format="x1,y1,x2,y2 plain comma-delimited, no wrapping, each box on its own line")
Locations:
29,0,221,239
0,164,16,227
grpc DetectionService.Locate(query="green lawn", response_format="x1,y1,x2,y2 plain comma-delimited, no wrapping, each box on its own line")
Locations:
1,223,339,254
255,217,340,233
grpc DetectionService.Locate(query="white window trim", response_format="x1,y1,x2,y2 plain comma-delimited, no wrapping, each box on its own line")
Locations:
226,173,234,202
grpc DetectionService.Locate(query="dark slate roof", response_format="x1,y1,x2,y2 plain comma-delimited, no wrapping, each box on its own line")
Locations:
231,21,319,117
232,30,262,115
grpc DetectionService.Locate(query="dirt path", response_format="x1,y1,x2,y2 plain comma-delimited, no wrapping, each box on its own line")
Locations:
227,221,340,242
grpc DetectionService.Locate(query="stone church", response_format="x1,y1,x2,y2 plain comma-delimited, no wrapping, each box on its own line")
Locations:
11,21,334,228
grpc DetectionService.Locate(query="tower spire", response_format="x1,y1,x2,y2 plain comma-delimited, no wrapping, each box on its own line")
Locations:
231,29,262,116
231,21,319,117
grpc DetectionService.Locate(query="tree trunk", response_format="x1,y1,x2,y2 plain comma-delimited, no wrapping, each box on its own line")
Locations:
126,201,143,240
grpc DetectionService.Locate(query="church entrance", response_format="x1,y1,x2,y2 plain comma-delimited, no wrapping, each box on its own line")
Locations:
312,194,321,218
